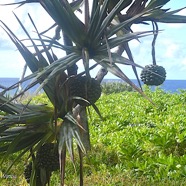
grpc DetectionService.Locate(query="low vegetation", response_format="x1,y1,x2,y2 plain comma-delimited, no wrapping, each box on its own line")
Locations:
101,81,134,94
1,85,186,186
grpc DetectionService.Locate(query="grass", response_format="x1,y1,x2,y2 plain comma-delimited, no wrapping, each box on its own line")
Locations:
1,85,186,185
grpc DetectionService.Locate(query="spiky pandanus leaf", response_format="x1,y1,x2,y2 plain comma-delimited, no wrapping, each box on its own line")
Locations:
1,1,186,186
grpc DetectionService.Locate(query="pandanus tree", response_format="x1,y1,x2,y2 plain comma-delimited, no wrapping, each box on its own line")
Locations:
0,0,186,185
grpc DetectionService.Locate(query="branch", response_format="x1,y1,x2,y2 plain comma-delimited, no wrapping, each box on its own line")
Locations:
151,21,158,65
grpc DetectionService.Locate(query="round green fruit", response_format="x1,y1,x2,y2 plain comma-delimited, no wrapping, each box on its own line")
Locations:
36,143,59,172
69,76,102,106
140,65,166,86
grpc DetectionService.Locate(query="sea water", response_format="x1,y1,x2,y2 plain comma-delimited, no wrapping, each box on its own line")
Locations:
103,79,186,93
0,78,186,95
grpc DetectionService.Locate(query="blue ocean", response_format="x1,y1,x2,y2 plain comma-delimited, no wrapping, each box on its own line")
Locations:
103,79,186,93
0,78,186,95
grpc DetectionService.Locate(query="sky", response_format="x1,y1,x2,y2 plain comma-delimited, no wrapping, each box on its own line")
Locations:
0,1,186,80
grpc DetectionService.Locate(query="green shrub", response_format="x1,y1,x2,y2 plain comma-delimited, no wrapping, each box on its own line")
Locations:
101,81,133,94
1,89,186,185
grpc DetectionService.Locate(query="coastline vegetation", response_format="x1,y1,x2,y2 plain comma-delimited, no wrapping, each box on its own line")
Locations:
1,84,186,185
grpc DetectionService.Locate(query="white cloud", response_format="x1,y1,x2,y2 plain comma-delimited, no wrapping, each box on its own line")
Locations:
13,4,55,33
181,57,186,67
0,2,55,49
165,43,180,58
167,23,185,29
0,50,24,77
129,39,141,48
0,3,21,32
177,8,186,16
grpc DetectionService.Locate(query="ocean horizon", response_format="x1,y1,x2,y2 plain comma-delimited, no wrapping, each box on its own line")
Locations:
0,77,186,95
103,79,186,93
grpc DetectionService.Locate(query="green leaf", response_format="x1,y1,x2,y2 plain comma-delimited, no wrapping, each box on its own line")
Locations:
73,106,91,151
59,116,86,162
94,55,154,104
29,54,81,110
0,95,22,114
58,119,74,163
95,0,134,41
40,0,85,46
28,36,76,53
143,7,186,23
13,13,50,67
88,0,108,43
0,20,58,105
28,13,54,64
0,131,26,163
157,7,186,23
0,133,45,154
1,17,81,105
88,3,101,44
146,0,170,10
107,10,153,38
0,21,42,72
82,48,91,78
109,31,152,49
159,14,186,23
